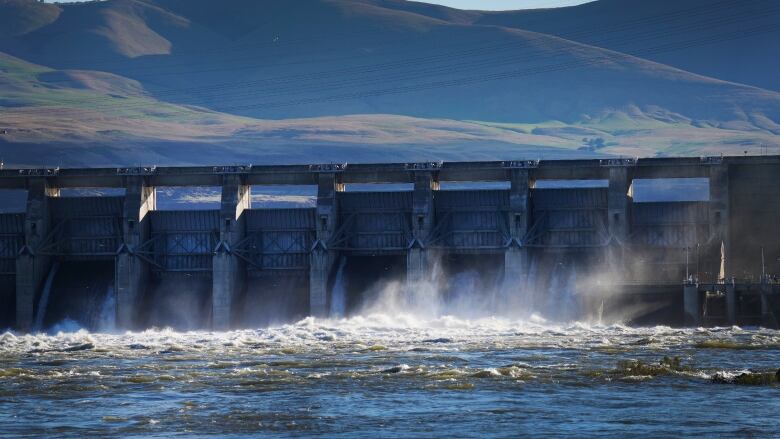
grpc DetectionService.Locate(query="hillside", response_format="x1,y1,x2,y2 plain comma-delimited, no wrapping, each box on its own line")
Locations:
0,0,60,38
0,51,594,165
0,0,779,165
2,0,778,122
475,0,780,92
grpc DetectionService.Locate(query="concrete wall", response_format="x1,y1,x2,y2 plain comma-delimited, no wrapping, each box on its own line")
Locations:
15,179,58,332
338,191,411,253
630,202,711,283
244,208,315,271
530,188,608,247
8,157,780,330
434,190,508,249
729,163,780,280
149,210,219,271
0,213,23,328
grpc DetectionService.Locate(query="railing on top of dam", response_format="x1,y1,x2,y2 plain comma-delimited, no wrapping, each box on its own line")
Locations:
3,155,779,189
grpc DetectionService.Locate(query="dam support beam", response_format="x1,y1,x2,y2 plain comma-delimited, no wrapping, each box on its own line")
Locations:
309,248,331,317
683,282,700,327
309,171,343,317
15,179,59,332
406,170,438,288
607,165,632,275
212,174,250,330
115,177,156,329
502,169,531,295
709,164,730,281
725,282,737,326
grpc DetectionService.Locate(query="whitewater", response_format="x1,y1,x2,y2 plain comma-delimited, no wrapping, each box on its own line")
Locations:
1,313,780,437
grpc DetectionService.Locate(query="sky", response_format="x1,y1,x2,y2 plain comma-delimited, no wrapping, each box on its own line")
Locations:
53,0,592,9
413,0,590,10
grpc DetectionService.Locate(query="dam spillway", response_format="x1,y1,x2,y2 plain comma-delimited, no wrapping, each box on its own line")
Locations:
1,156,779,331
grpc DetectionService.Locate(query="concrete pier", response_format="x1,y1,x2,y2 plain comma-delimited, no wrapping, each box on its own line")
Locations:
502,168,531,294
683,282,700,326
309,171,343,317
1,156,779,330
407,170,438,288
606,163,632,275
15,179,58,332
760,282,776,328
607,164,632,243
212,174,250,330
726,282,737,326
115,176,155,329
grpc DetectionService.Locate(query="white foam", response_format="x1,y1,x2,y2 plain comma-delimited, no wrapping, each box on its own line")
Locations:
0,311,775,358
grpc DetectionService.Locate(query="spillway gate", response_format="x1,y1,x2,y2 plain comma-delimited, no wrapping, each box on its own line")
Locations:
1,156,779,330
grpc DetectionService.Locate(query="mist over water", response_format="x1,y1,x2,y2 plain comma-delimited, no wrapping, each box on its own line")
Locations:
38,252,612,335
360,266,512,323
6,256,778,437
40,285,117,336
29,261,121,336
348,254,598,328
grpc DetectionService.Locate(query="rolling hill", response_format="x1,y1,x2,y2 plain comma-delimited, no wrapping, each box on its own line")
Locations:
0,0,778,166
474,0,780,93
0,50,606,165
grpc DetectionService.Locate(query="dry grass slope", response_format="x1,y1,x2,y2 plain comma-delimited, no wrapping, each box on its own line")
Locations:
0,0,778,166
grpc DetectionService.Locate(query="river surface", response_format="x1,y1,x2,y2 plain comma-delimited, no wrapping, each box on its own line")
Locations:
1,316,779,438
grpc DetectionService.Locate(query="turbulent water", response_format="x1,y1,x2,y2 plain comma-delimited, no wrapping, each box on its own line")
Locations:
1,316,780,438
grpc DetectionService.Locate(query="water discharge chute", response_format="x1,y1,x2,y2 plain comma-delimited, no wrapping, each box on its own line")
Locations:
96,285,116,333
33,261,60,332
330,258,347,318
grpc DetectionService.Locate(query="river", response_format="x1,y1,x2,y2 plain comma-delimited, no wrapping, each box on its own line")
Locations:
1,315,779,437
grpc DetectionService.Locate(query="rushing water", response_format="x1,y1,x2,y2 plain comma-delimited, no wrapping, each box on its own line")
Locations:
1,316,779,438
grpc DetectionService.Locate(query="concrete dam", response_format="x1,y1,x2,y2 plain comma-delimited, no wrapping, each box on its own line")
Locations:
1,156,780,332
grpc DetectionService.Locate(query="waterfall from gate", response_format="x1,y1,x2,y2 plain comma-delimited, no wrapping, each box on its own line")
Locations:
95,285,117,332
330,258,347,318
33,261,60,332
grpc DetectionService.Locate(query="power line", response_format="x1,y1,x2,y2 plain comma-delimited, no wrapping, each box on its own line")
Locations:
29,0,763,84
13,21,778,127
6,1,779,121
227,24,780,112
17,3,779,117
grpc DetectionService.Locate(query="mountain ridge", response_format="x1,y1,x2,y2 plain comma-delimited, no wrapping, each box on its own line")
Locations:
473,0,780,92
0,0,778,165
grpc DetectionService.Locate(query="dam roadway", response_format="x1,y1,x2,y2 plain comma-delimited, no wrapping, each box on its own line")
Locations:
1,155,779,331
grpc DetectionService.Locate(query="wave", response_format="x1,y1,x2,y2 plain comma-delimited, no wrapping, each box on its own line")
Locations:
0,312,776,357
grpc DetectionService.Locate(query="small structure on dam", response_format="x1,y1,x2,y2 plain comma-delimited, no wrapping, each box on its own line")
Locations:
1,156,779,331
